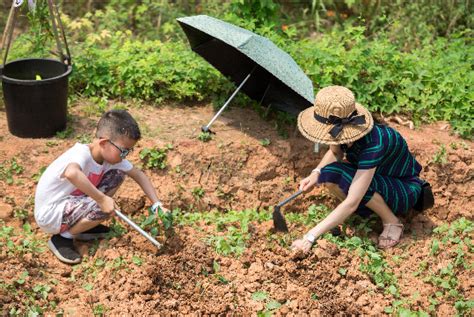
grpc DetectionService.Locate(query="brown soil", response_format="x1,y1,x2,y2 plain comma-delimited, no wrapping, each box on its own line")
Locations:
0,101,472,315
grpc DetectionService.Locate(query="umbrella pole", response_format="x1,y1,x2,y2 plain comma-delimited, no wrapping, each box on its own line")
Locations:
259,83,271,106
202,66,256,133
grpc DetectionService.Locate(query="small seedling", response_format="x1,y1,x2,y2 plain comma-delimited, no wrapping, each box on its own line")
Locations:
77,134,92,144
0,158,24,185
92,304,107,316
252,291,268,301
13,208,29,220
191,187,205,201
55,126,74,139
45,140,58,147
252,291,283,315
197,131,212,142
132,255,143,266
32,166,47,183
432,144,448,165
259,138,271,146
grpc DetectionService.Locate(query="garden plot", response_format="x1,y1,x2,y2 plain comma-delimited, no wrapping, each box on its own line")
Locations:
0,102,473,315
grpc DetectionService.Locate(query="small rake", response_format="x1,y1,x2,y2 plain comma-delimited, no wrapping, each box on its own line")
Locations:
272,190,303,232
114,209,162,249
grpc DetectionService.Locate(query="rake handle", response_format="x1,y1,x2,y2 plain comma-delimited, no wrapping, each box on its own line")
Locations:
114,209,162,249
277,190,303,208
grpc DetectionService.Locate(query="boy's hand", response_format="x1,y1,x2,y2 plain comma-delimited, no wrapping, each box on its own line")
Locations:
151,201,165,214
150,201,173,230
97,195,116,214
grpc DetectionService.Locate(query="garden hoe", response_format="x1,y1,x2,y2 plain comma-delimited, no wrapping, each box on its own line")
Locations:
114,209,162,249
273,190,303,232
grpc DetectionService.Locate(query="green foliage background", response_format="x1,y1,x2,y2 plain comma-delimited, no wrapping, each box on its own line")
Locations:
1,0,473,138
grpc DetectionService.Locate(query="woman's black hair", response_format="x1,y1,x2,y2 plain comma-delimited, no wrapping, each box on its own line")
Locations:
372,113,388,126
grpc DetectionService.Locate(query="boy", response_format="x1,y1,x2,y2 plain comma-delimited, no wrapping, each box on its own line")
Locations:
35,110,167,264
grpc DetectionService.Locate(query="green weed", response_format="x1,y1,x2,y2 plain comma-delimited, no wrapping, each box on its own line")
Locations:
32,166,47,183
409,218,473,314
2,270,55,316
55,126,75,139
105,219,127,239
45,140,58,147
208,226,248,256
77,133,92,144
286,204,331,226
132,255,143,266
251,290,283,315
432,145,448,165
191,187,205,201
176,209,270,256
454,299,474,316
259,138,271,146
198,131,212,142
139,207,174,236
139,144,173,169
0,158,24,185
0,222,45,256
92,303,107,316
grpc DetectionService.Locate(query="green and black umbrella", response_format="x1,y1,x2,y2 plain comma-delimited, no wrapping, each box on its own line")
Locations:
177,15,314,133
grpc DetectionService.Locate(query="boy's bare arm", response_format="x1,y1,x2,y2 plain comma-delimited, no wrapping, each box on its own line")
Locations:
62,163,115,213
126,167,166,210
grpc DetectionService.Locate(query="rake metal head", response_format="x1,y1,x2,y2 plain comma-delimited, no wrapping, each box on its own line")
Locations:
272,206,289,232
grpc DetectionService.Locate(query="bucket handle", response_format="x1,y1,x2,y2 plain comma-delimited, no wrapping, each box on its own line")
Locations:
1,0,19,67
46,0,71,65
0,0,72,67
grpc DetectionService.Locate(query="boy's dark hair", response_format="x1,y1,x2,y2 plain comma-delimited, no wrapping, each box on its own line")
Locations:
96,110,141,141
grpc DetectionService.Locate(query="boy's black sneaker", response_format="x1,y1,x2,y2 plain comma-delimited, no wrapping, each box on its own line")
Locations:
75,224,110,241
48,234,81,264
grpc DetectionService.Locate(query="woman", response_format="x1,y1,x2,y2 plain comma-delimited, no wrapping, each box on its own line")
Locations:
291,86,425,253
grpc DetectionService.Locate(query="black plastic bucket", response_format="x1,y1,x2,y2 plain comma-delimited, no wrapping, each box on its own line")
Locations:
1,58,72,138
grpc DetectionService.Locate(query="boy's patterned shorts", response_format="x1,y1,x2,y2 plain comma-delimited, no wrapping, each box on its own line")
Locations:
59,170,125,233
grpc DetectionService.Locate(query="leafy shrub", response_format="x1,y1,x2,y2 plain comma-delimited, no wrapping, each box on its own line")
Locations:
6,3,472,138
69,32,225,103
67,19,473,138
229,0,280,27
284,27,473,138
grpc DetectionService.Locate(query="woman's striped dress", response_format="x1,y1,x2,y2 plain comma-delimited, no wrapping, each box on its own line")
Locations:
318,124,423,216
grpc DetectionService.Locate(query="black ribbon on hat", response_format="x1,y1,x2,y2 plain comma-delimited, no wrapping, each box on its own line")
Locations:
314,110,366,138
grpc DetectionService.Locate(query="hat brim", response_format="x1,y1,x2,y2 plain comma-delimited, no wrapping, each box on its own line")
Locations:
297,103,374,145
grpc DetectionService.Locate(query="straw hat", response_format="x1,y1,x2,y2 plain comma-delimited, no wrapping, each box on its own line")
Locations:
297,86,374,145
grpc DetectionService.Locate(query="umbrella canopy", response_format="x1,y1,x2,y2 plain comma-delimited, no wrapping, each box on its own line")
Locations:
177,15,314,116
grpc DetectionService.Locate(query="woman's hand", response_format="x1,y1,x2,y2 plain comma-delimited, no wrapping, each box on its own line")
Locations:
299,172,320,192
291,238,312,254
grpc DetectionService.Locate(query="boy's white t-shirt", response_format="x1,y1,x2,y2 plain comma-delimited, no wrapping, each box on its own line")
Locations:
34,143,133,234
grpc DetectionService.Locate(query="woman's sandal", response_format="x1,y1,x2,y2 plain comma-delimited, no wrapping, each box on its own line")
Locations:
378,223,404,249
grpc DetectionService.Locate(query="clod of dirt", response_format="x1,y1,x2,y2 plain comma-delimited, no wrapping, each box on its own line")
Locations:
290,249,308,260
316,239,339,256
0,202,13,219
